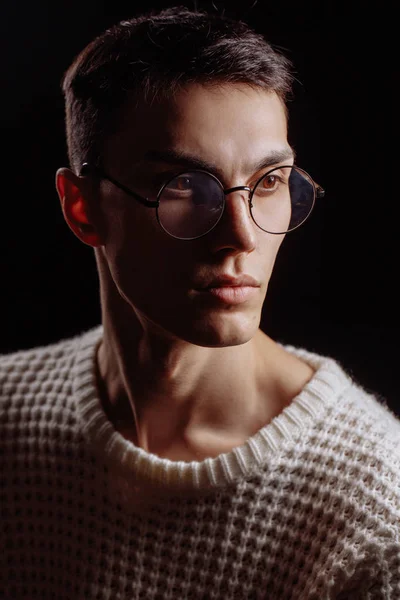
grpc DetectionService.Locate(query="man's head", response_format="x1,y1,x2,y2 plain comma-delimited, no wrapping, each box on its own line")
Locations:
56,7,310,348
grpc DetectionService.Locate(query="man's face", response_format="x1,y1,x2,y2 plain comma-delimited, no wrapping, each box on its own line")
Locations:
97,83,293,347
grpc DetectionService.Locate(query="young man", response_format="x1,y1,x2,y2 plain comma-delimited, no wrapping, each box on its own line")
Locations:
1,6,399,599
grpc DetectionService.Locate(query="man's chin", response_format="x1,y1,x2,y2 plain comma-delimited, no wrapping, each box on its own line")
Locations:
174,312,261,348
137,301,262,347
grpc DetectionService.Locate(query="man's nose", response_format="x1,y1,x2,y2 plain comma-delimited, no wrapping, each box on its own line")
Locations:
209,188,257,254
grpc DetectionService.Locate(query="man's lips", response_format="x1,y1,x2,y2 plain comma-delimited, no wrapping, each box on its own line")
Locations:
195,274,261,290
193,274,261,305
201,285,259,304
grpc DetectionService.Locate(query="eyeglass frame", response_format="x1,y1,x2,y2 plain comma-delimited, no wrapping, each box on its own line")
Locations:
80,162,325,240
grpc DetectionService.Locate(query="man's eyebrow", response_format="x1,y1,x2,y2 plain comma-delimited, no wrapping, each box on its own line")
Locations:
140,149,219,173
250,148,296,172
138,147,296,179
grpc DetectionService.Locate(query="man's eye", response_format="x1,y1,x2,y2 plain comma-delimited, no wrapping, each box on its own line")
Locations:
166,176,192,191
262,175,279,190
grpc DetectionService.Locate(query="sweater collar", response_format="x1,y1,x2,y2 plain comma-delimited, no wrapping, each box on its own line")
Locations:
73,324,352,491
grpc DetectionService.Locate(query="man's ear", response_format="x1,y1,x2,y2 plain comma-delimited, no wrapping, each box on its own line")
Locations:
55,167,104,247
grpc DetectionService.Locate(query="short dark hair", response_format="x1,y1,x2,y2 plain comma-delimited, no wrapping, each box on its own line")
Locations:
61,5,294,172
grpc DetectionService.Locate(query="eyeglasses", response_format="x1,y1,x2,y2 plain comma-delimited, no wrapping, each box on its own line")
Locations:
80,163,325,241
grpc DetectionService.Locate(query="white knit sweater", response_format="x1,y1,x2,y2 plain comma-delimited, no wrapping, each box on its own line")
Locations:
1,325,399,599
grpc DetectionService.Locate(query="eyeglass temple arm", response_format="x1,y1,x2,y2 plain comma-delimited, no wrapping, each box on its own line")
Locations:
80,163,158,208
314,182,325,198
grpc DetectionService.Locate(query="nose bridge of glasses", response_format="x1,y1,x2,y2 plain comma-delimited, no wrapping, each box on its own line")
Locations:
220,185,254,229
224,185,252,197
222,186,253,214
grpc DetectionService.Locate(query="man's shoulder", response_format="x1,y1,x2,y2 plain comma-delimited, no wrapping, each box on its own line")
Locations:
283,344,400,468
307,376,400,503
1,331,78,370
0,326,101,399
288,343,400,438
286,377,400,529
345,379,400,446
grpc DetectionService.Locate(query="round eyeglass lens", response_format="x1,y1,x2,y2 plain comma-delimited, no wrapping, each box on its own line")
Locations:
250,166,316,234
157,171,225,240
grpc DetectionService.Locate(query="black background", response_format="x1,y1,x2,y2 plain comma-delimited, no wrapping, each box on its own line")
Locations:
1,1,398,414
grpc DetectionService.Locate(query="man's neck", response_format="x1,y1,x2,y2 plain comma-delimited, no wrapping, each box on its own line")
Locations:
95,321,314,460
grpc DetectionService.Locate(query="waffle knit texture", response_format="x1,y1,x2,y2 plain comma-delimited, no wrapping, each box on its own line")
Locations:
1,325,400,600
